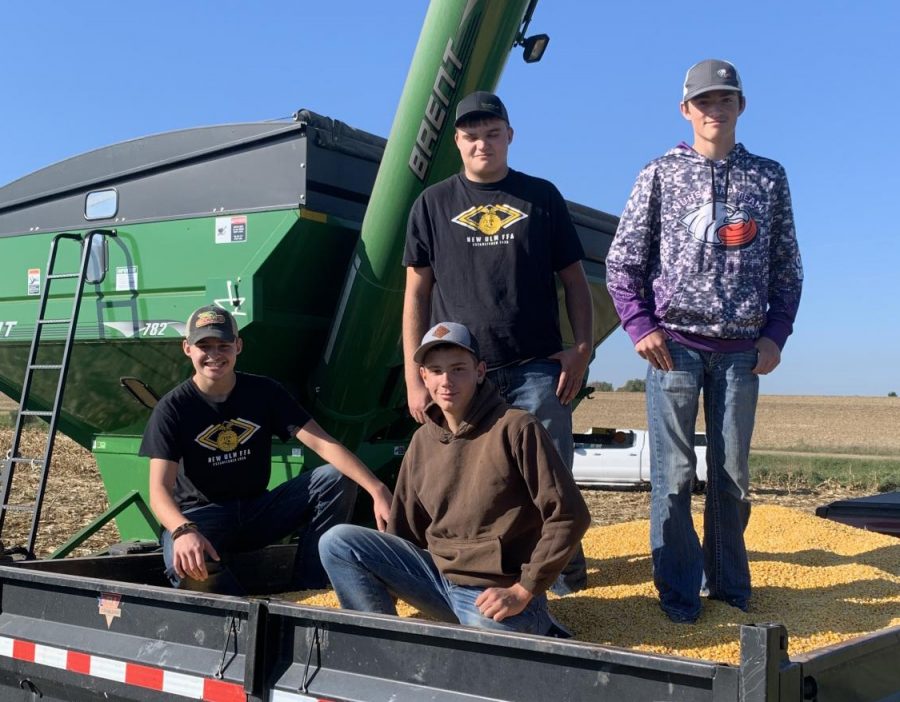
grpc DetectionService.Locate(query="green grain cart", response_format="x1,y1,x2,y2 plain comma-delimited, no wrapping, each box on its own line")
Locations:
0,0,618,553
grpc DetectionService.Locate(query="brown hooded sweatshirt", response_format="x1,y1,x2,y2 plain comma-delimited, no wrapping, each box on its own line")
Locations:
388,379,590,595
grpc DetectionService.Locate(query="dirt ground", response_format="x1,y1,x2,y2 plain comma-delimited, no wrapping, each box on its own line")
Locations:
0,429,119,557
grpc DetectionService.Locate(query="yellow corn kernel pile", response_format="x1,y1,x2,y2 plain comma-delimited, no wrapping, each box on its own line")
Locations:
292,505,900,665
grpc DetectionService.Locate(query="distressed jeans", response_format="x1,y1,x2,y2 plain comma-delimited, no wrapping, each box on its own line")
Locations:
646,340,758,621
489,358,587,595
162,465,356,594
319,524,570,636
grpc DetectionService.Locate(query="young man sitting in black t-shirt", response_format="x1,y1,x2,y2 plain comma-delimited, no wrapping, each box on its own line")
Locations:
140,305,392,594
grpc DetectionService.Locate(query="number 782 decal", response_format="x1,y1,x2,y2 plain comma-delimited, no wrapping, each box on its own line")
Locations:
141,322,170,337
101,321,187,339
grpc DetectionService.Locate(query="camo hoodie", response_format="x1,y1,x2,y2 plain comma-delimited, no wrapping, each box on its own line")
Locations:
606,143,802,350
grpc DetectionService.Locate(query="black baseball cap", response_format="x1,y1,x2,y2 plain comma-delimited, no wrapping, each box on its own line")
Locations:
185,305,239,345
454,91,509,126
682,59,743,102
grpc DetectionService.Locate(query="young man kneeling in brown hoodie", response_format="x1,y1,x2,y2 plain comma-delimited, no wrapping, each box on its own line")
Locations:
319,322,590,635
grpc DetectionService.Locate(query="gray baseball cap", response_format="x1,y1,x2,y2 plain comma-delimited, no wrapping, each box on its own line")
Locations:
682,59,742,102
455,91,509,126
413,322,481,363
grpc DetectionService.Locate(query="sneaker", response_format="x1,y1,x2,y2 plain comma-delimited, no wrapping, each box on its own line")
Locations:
545,614,574,639
549,580,586,597
549,568,588,596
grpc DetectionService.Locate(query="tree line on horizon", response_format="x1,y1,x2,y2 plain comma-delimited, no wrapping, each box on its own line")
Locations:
588,379,645,393
588,383,899,397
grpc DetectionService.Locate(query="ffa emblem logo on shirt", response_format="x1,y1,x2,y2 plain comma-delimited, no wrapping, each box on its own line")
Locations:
195,418,260,452
452,203,527,236
680,202,758,248
217,429,239,451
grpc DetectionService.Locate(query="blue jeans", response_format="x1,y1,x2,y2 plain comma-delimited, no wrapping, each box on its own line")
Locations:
319,524,571,636
163,465,356,593
488,359,574,467
489,359,587,595
646,340,758,621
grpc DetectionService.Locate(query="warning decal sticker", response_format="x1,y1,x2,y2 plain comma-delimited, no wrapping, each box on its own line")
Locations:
116,266,138,291
215,215,247,244
98,592,122,628
27,268,40,296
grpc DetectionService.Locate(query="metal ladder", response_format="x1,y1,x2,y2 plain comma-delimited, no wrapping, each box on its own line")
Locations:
0,230,113,557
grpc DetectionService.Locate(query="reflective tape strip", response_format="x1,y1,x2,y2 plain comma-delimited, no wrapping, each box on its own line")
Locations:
91,655,127,683
13,639,35,662
0,635,245,701
164,670,206,697
203,677,247,702
34,643,68,669
67,650,91,674
270,690,330,702
127,662,164,690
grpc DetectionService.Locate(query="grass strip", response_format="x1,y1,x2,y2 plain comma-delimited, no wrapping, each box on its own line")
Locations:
749,453,900,492
753,444,900,458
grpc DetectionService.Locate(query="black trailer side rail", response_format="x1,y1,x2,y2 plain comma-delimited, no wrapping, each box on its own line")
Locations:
0,563,896,701
786,624,900,702
0,565,262,702
264,600,740,701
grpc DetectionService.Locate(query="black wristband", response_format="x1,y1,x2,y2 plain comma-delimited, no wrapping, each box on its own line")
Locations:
171,521,198,541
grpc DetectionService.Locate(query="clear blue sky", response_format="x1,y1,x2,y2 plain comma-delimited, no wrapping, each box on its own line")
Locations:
3,1,898,396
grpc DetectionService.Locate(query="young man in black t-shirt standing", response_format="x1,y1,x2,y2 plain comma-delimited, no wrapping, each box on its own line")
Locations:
402,92,594,594
140,305,392,594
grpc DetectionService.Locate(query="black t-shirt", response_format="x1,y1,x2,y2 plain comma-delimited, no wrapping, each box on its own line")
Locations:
139,372,311,510
404,169,585,368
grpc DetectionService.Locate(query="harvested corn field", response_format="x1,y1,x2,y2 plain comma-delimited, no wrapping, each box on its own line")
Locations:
575,392,900,454
291,505,900,665
0,428,119,557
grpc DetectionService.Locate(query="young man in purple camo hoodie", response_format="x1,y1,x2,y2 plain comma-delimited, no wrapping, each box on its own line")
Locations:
606,59,803,623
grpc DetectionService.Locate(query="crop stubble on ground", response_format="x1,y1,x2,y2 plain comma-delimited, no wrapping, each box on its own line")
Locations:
575,392,900,454
0,394,894,555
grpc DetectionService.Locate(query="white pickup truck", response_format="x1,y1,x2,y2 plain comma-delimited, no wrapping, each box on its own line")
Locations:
572,427,707,489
